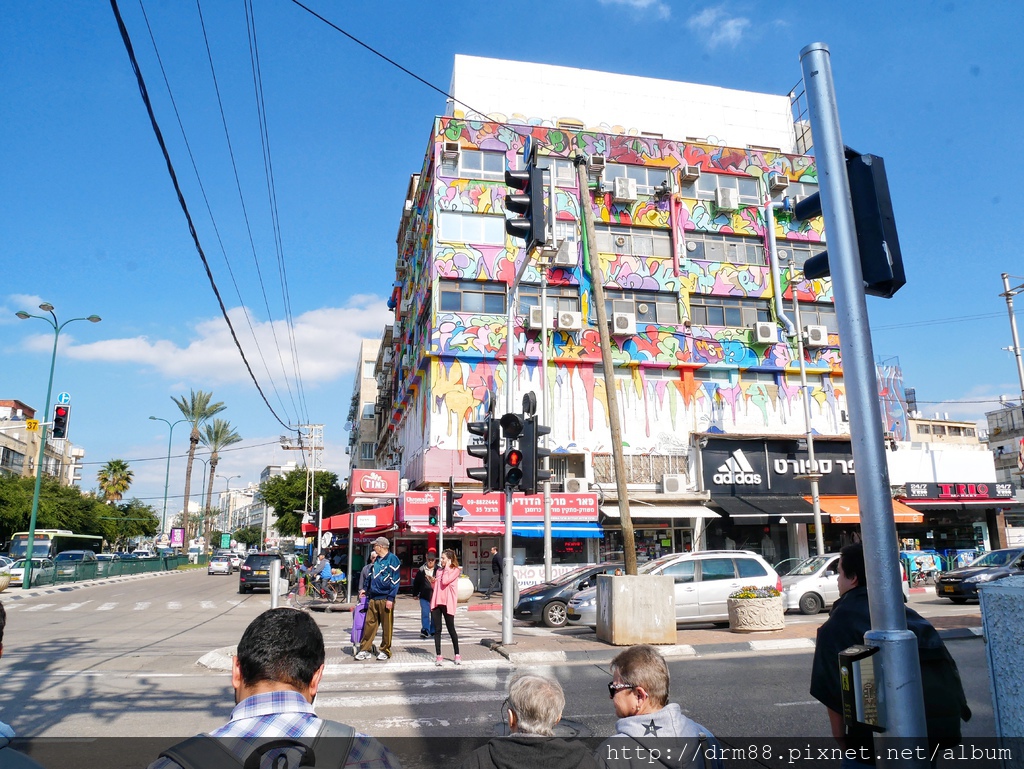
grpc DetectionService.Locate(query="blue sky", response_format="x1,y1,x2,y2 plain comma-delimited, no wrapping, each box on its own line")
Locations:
3,1,1023,513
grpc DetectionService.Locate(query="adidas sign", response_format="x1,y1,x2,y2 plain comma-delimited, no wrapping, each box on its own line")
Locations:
713,449,763,485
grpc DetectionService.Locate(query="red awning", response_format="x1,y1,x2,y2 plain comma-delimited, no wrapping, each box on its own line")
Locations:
300,523,318,534
810,495,924,524
324,504,395,532
403,523,506,536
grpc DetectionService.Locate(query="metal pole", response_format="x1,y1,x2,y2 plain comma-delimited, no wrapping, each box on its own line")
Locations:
1000,273,1024,405
542,186,554,582
502,487,514,645
800,42,927,760
317,494,324,559
151,418,186,536
790,259,826,556
346,510,354,603
438,489,444,558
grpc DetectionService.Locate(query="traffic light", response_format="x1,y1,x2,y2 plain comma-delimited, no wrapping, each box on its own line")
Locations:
500,413,526,490
446,476,464,529
51,405,70,439
505,160,547,253
467,417,502,492
521,416,552,495
428,507,439,527
792,149,906,298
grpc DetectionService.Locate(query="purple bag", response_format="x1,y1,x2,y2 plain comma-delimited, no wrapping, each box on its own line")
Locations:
350,594,367,648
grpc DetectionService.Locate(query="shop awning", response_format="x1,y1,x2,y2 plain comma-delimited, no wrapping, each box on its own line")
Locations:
713,495,815,517
601,505,719,519
403,523,507,536
300,523,318,534
323,504,395,532
512,522,604,538
814,495,924,524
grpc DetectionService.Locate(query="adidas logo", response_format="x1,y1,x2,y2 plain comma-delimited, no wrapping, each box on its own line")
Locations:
713,449,763,485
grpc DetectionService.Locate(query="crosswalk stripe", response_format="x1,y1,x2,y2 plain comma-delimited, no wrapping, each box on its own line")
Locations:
200,601,216,609
134,602,151,611
22,604,54,612
58,601,91,612
97,603,117,611
167,601,182,610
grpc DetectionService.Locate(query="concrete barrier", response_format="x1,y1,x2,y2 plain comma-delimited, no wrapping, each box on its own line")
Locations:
596,574,676,645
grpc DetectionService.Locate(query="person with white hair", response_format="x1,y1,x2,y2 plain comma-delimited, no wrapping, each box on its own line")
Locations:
460,673,597,769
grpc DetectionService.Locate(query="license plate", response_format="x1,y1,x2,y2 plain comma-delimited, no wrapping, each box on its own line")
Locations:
255,570,267,576
943,586,954,593
567,610,580,619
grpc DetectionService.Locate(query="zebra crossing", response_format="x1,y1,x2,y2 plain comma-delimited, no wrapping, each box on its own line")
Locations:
5,598,250,613
321,604,499,655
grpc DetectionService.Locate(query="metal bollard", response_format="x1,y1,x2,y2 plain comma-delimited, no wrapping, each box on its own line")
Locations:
270,562,280,609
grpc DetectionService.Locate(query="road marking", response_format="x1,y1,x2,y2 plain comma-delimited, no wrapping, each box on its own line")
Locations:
167,601,182,610
749,638,815,651
22,604,55,612
57,601,92,612
97,603,118,611
776,700,819,707
50,671,187,678
200,601,217,609
134,602,151,611
316,691,502,708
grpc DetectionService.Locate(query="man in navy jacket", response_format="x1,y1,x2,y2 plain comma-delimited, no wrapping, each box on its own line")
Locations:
355,538,402,661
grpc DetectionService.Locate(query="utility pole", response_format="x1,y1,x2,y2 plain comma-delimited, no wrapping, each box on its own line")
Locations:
1000,273,1024,405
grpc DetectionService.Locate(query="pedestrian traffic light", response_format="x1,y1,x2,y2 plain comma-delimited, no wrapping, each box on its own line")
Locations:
503,447,524,490
428,507,438,527
521,416,552,495
51,405,70,439
446,476,464,529
792,149,906,298
505,160,547,253
467,417,502,492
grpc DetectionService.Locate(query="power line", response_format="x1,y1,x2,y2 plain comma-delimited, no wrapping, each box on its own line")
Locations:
873,308,1021,331
77,439,284,466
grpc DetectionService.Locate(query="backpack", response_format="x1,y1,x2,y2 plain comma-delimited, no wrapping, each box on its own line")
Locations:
159,721,355,769
919,644,972,750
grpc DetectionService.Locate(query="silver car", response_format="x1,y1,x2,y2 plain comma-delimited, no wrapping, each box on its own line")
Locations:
208,555,232,575
10,558,56,587
782,553,909,614
567,550,781,627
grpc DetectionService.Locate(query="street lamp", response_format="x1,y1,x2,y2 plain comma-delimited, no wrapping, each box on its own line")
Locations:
217,473,241,532
194,456,210,542
16,303,101,589
149,416,187,537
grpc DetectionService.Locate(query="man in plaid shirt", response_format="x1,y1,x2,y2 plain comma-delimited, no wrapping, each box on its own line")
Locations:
151,608,400,769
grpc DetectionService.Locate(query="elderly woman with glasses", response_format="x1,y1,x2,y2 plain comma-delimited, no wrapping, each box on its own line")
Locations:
595,645,721,768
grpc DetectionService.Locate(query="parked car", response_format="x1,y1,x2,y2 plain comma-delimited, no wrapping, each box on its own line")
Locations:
934,548,1024,603
567,550,781,628
238,553,288,593
10,557,57,587
772,557,804,577
208,555,232,576
53,550,99,578
95,552,121,576
780,553,909,615
514,562,623,628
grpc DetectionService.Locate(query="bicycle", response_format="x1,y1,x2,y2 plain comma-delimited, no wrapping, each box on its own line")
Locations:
293,575,339,605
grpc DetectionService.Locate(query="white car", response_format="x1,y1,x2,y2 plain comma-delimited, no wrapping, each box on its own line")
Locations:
208,556,232,575
10,558,56,587
781,553,910,615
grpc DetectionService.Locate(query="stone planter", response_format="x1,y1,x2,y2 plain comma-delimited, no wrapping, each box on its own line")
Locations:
0,573,10,593
596,575,676,645
457,575,475,603
727,596,785,632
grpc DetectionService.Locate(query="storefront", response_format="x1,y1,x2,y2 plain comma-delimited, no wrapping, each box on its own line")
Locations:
598,505,720,563
899,481,1017,556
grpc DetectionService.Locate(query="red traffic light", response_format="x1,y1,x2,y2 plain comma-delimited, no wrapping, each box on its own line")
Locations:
55,407,68,417
506,450,522,467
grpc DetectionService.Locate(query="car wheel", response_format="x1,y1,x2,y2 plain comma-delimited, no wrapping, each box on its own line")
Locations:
543,601,567,628
238,585,247,594
799,592,824,615
949,597,968,604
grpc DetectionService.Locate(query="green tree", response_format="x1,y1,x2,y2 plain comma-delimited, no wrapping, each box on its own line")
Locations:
100,499,159,550
199,418,242,553
97,459,134,503
258,468,346,537
171,389,226,540
233,525,262,548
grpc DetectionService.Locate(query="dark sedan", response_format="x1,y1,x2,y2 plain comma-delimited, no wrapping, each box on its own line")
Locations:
934,548,1024,603
238,553,290,593
513,562,623,628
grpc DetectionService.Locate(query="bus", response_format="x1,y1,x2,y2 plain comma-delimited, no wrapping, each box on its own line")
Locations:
9,529,104,559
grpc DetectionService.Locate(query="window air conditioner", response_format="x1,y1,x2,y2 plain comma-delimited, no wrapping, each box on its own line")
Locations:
588,155,607,176
613,177,638,203
715,187,739,211
400,298,411,316
768,172,789,193
552,244,576,266
441,140,460,161
753,321,777,344
526,305,547,330
612,312,636,334
804,325,828,348
558,311,583,331
564,477,588,493
403,200,413,213
680,164,701,182
661,474,686,494
396,259,408,272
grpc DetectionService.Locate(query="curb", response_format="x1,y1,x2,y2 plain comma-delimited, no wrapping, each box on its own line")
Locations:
0,568,187,601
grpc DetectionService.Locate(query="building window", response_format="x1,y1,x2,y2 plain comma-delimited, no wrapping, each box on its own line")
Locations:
604,163,671,194
537,157,577,187
785,373,826,388
644,368,677,380
361,404,375,420
605,289,680,324
743,370,777,384
441,149,506,180
553,219,579,244
915,424,930,435
519,284,580,313
360,442,375,461
439,279,507,314
689,296,772,327
787,181,819,200
686,232,766,266
965,427,976,437
438,212,506,245
596,225,672,257
685,173,760,205
362,361,375,378
948,426,964,436
779,239,827,268
694,368,732,384
796,303,838,333
931,425,947,436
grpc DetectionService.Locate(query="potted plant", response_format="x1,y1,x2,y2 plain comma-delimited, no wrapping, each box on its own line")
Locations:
727,585,785,632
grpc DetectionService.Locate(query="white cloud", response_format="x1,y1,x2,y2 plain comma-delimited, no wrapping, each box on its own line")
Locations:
916,383,1017,428
53,296,393,387
598,0,671,20
1,294,47,325
687,6,751,48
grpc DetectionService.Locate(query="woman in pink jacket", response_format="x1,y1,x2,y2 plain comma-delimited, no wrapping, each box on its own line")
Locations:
430,548,461,666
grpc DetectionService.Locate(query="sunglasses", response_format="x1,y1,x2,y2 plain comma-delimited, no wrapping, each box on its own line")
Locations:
608,681,636,698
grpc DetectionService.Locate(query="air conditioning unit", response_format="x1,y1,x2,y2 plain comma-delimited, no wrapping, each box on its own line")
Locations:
400,298,411,316
396,259,408,272
661,474,686,494
612,312,636,334
768,171,789,192
715,187,739,211
344,446,351,455
588,155,606,176
680,164,701,182
804,324,828,348
526,305,548,330
564,477,588,493
403,200,413,213
752,321,777,344
613,177,638,202
552,243,576,266
441,140,460,161
558,311,583,331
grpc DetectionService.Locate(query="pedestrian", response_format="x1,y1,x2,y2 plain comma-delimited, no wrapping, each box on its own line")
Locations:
595,644,722,769
0,601,46,769
355,538,401,662
810,542,970,765
483,546,502,599
412,549,438,639
358,549,378,594
430,548,462,666
461,673,597,769
151,607,400,769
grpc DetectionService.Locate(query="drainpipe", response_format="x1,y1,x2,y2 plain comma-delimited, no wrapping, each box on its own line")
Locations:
766,201,797,337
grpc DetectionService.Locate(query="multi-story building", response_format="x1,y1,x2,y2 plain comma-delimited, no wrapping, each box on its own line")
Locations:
985,402,1024,546
0,399,86,487
345,339,382,470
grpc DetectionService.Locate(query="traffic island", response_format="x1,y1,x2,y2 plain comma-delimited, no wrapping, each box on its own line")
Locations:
595,574,676,645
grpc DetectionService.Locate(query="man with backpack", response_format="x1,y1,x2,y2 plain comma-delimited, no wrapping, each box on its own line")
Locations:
152,607,400,769
810,542,971,765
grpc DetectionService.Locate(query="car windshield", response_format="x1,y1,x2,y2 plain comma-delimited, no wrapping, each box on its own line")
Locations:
638,554,682,574
969,551,1020,568
543,565,601,586
13,559,47,568
55,552,83,561
788,556,834,576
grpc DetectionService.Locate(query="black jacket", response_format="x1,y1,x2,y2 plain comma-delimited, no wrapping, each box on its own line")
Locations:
461,735,597,769
412,563,437,601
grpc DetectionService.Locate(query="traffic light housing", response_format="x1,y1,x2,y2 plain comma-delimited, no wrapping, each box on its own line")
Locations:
792,150,905,298
428,507,439,527
446,476,464,529
467,418,502,492
505,162,547,253
51,405,70,439
499,413,526,490
521,416,552,495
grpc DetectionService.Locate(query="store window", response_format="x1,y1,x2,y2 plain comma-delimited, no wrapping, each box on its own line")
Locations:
515,536,589,565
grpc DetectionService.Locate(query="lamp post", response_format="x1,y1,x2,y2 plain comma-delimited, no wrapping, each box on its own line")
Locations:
218,474,241,533
16,303,101,589
194,456,210,543
149,416,187,538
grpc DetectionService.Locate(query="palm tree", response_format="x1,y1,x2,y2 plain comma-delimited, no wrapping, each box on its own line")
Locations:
200,418,242,552
97,459,134,503
171,389,226,540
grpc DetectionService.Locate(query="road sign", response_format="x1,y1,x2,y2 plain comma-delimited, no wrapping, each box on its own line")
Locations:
25,419,39,432
56,392,71,405
320,533,333,549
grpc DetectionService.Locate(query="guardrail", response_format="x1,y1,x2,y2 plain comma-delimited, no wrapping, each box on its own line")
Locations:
13,555,192,588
